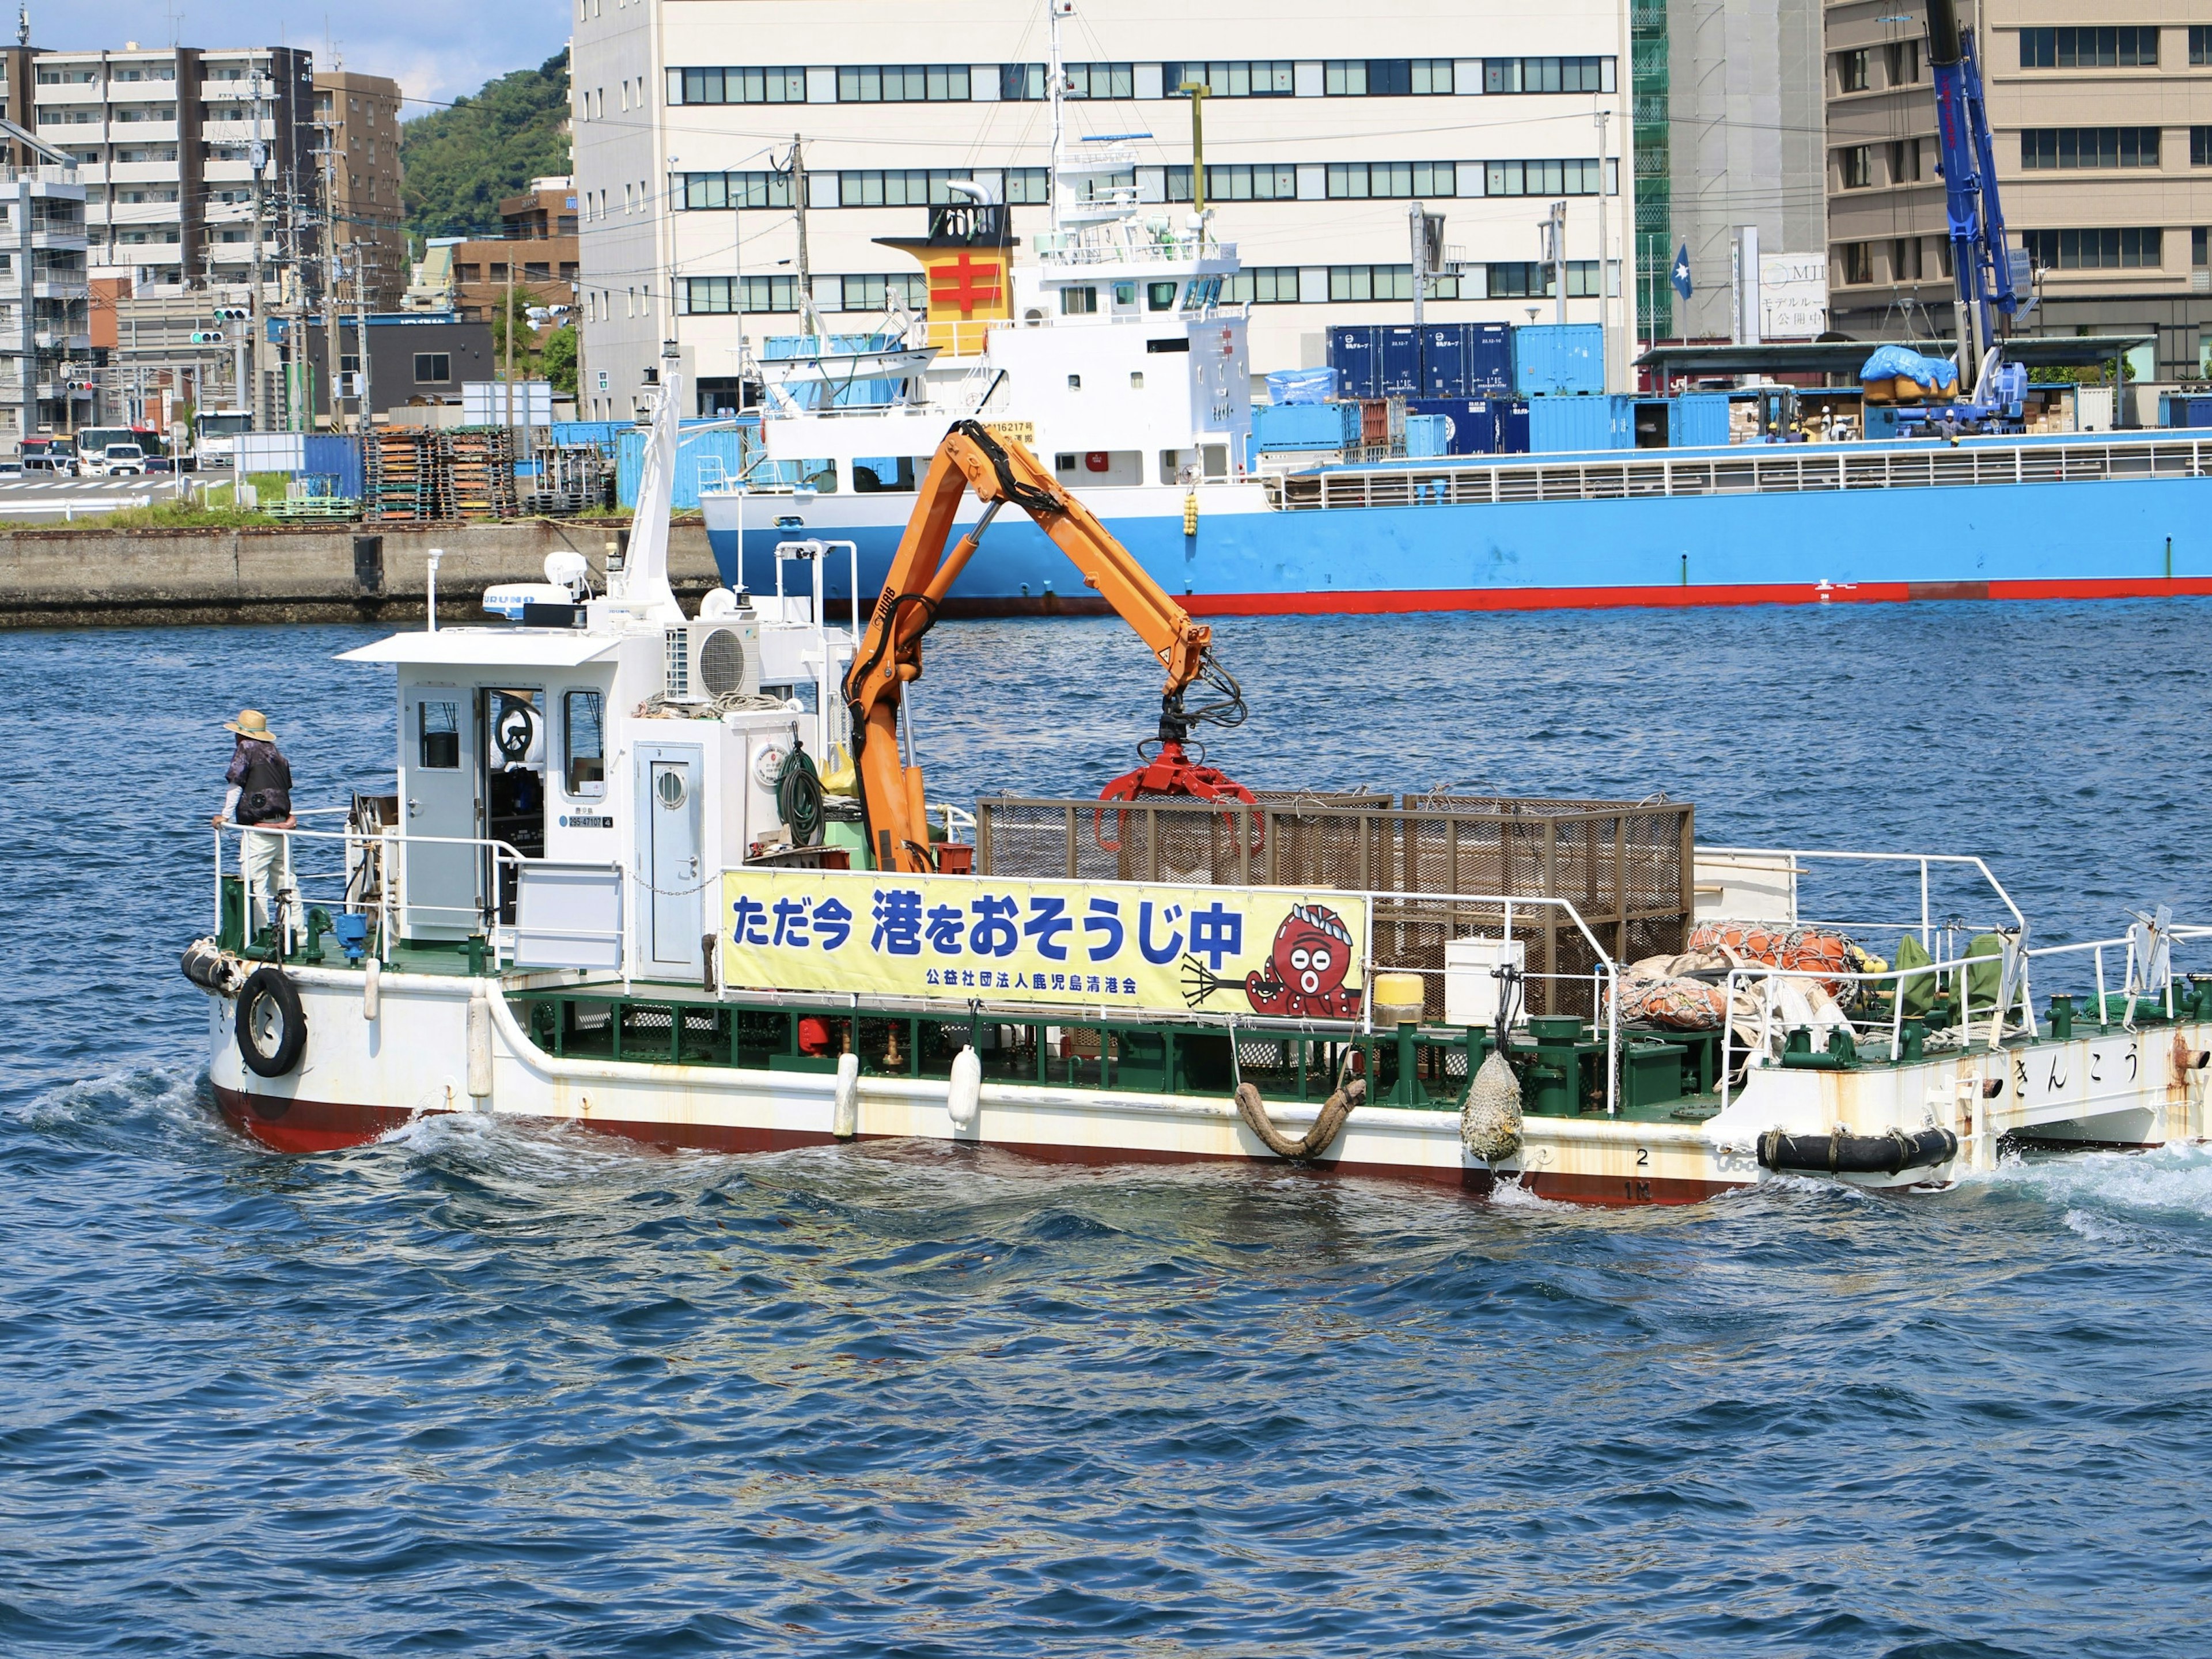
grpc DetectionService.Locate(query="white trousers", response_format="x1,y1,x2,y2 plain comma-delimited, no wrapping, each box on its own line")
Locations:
241,826,297,941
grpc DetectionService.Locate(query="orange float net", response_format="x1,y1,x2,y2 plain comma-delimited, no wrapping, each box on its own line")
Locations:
1686,921,1857,996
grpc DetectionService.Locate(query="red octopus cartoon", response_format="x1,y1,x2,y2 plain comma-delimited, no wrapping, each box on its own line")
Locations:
1244,904,1362,1018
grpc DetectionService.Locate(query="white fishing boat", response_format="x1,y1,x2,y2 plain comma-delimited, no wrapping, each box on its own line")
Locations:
184,348,2212,1202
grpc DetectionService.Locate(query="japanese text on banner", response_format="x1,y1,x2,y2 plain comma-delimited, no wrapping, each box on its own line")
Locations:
719,869,1368,1020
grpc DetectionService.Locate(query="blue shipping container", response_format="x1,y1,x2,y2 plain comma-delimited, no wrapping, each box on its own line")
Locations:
1497,400,1531,454
1406,397,1498,456
1379,325,1422,395
1420,324,1468,397
1513,323,1605,397
300,434,363,500
616,427,752,510
1528,393,1624,453
1404,414,1450,459
1328,326,1380,399
1467,323,1512,393
1253,402,1359,452
1672,392,1732,448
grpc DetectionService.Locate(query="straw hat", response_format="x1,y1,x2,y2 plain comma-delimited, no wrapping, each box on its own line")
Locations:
224,709,275,740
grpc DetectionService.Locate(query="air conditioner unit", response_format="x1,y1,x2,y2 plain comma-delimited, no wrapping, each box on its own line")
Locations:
665,616,760,703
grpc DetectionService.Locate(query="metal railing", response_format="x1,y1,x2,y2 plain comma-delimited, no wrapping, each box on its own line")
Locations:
212,817,624,970
1268,432,2212,513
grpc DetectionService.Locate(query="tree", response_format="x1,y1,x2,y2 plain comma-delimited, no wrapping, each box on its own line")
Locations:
541,325,579,396
401,50,573,240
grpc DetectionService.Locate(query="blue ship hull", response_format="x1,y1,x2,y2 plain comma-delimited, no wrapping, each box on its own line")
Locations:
707,440,2212,615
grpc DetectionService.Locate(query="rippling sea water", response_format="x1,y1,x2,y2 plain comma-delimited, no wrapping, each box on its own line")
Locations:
6,601,2211,1657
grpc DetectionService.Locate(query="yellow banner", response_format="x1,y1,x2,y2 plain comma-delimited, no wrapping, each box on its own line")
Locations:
720,870,1368,1020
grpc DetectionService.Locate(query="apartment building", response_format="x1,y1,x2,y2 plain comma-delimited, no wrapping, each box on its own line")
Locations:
0,167,92,441
315,69,406,311
572,0,1638,412
1826,3,2212,377
444,177,579,321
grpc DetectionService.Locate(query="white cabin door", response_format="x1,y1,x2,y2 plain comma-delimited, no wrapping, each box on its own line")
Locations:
639,745,704,977
403,686,479,939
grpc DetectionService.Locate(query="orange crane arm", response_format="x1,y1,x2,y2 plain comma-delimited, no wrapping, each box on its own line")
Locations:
842,419,1244,874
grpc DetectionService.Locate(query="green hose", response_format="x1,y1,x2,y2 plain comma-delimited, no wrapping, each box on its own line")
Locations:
777,747,825,847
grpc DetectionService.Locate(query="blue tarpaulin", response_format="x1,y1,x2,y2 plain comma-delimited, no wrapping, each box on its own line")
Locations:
1266,367,1339,405
1861,346,1957,390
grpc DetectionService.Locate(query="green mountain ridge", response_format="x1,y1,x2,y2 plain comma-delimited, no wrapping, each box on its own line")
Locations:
401,50,573,241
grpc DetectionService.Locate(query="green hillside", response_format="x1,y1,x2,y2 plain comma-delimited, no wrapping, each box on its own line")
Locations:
400,50,573,240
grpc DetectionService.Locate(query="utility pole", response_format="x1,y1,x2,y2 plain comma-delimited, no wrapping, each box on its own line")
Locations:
1409,200,1426,330
355,272,372,437
782,134,819,336
1593,105,1611,389
248,68,267,435
503,251,516,452
1546,199,1569,325
322,123,340,434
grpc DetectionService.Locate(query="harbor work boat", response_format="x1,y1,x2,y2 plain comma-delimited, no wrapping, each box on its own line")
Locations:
185,350,2212,1203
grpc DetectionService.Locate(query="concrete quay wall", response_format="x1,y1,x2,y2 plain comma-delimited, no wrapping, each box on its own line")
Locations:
0,521,722,628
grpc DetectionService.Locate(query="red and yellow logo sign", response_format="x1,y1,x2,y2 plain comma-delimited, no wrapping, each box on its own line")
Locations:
925,251,1010,320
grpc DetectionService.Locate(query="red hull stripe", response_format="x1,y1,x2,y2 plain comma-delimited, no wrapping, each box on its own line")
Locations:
213,1088,1739,1204
1181,575,2212,616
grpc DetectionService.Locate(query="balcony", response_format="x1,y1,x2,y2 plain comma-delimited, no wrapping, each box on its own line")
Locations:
32,329,90,351
29,227,90,252
106,119,177,143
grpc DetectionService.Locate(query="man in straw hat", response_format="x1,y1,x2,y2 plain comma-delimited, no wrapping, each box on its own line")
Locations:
213,709,298,946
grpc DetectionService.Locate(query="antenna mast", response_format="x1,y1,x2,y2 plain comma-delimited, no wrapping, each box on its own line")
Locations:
1046,0,1067,236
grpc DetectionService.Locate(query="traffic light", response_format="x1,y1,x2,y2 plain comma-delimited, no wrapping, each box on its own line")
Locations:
213,306,249,323
191,330,225,345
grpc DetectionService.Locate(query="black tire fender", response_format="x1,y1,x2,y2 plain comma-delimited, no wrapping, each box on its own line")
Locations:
235,966,307,1079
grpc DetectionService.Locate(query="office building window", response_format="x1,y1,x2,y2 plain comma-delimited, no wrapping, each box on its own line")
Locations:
839,274,929,313
1887,39,1921,84
2020,128,2160,169
838,168,1041,207
999,63,1044,100
1328,161,1465,199
1322,59,1455,96
2018,28,2158,69
678,171,793,210
2191,127,2211,167
1064,63,1133,99
2195,228,2207,267
836,65,971,102
1840,243,1872,285
1838,49,1869,92
1220,266,1302,304
2020,228,2162,269
1330,264,1460,301
1483,158,1605,197
1163,60,1294,96
680,275,798,313
1162,163,1299,202
1892,237,1923,281
1891,138,1922,182
1840,146,1873,188
1483,56,1615,94
2193,26,2211,65
1483,260,1594,298
412,353,450,384
668,66,805,105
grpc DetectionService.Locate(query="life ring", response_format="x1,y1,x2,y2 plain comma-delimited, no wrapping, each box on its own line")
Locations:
235,966,307,1078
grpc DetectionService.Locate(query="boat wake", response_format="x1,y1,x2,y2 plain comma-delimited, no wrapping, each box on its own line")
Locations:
1970,1142,2212,1245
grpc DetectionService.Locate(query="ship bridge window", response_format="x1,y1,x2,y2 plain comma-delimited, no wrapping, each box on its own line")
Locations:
418,699,461,769
1182,277,1222,310
853,456,922,493
1147,281,1177,312
1112,281,1137,310
564,690,604,797
1060,285,1099,315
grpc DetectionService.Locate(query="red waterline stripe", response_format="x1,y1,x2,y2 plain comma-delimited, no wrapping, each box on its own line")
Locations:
1181,575,2212,616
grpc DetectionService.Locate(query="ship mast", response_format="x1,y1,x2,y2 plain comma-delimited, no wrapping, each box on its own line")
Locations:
1047,0,1067,236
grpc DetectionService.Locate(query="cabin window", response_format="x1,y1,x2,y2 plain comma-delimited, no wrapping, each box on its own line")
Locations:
1130,372,1144,389
1147,281,1177,311
1113,281,1136,307
1060,285,1098,315
418,699,461,768
565,690,605,797
852,456,922,493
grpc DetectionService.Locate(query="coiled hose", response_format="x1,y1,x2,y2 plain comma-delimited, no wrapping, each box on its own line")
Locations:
777,747,825,847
